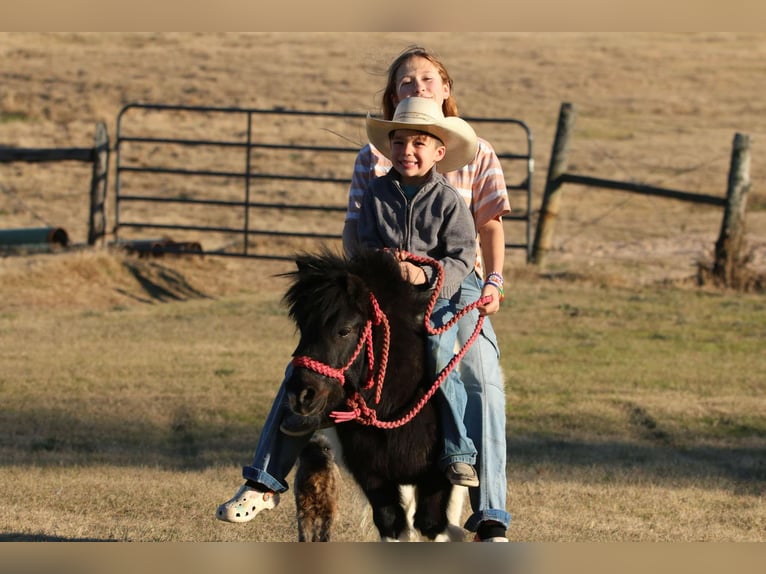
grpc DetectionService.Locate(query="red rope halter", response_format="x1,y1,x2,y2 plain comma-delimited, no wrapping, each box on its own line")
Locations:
291,291,390,401
291,251,491,429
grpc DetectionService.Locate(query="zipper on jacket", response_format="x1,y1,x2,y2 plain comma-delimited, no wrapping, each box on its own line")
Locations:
392,178,413,252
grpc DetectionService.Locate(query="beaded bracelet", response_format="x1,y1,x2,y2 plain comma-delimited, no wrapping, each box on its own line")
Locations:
486,271,504,286
483,278,505,303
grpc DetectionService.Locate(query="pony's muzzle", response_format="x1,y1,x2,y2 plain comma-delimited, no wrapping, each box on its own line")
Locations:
285,370,336,417
290,387,317,415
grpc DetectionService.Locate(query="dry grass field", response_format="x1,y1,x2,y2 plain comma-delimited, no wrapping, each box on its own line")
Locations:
1,33,765,544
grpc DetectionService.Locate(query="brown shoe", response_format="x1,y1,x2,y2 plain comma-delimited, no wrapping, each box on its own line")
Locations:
445,462,479,487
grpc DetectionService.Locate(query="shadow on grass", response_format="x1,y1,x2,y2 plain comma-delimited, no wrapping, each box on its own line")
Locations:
507,436,766,495
0,533,117,541
0,406,764,495
119,260,212,303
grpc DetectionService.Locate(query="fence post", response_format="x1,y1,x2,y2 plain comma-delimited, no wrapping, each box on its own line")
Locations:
532,102,576,265
713,132,751,286
87,121,109,246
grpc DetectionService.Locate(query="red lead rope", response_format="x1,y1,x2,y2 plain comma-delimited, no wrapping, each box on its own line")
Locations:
292,251,491,429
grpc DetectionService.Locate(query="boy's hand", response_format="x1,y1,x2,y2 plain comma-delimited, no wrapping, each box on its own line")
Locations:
399,261,427,285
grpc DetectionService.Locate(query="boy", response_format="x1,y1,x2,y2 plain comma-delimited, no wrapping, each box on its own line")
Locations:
358,96,480,487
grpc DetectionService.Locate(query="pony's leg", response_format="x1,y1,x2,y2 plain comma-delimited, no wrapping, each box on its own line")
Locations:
411,476,452,541
319,520,331,542
411,480,466,542
398,485,420,541
363,481,409,541
297,521,306,542
444,485,468,541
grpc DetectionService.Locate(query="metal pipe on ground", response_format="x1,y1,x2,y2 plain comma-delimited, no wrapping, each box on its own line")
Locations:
0,227,69,247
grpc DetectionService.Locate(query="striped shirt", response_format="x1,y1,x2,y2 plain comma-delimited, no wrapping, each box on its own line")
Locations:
346,137,511,273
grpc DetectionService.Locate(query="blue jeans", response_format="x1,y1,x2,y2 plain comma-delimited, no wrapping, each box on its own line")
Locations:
448,271,511,531
242,270,511,531
429,280,479,471
241,363,309,493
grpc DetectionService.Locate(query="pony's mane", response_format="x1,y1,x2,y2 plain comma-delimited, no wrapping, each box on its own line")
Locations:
348,249,429,310
281,248,428,331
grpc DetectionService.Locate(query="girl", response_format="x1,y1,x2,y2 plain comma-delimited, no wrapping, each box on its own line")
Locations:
218,45,511,542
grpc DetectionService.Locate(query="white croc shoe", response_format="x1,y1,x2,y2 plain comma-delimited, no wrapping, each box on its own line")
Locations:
216,484,279,523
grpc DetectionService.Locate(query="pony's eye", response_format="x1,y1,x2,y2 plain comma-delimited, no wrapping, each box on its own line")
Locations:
338,327,353,338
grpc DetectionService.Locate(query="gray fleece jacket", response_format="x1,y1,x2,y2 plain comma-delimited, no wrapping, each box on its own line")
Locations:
358,168,477,299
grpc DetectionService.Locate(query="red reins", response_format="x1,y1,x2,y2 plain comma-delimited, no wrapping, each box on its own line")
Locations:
291,251,491,429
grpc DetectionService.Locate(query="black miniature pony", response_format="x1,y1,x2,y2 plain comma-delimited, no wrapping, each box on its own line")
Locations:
282,249,464,541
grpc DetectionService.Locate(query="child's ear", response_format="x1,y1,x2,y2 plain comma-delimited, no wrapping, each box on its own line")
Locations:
435,145,447,162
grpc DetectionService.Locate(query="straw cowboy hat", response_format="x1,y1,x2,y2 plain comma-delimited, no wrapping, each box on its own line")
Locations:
366,97,479,173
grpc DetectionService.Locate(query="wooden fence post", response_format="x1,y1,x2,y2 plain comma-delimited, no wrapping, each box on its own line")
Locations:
713,132,751,286
87,121,109,246
532,102,576,265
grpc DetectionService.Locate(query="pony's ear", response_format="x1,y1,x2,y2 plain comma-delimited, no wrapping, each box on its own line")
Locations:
295,256,312,272
295,255,322,273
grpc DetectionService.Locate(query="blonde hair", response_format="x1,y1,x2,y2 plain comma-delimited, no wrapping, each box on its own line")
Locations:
381,46,459,120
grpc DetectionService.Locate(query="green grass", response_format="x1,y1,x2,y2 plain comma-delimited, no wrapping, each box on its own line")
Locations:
0,110,30,123
0,256,764,541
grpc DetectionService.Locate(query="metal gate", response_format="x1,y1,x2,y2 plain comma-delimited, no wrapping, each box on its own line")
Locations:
114,103,534,261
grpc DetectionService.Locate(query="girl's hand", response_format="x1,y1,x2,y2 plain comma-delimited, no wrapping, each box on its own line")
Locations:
478,282,502,316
